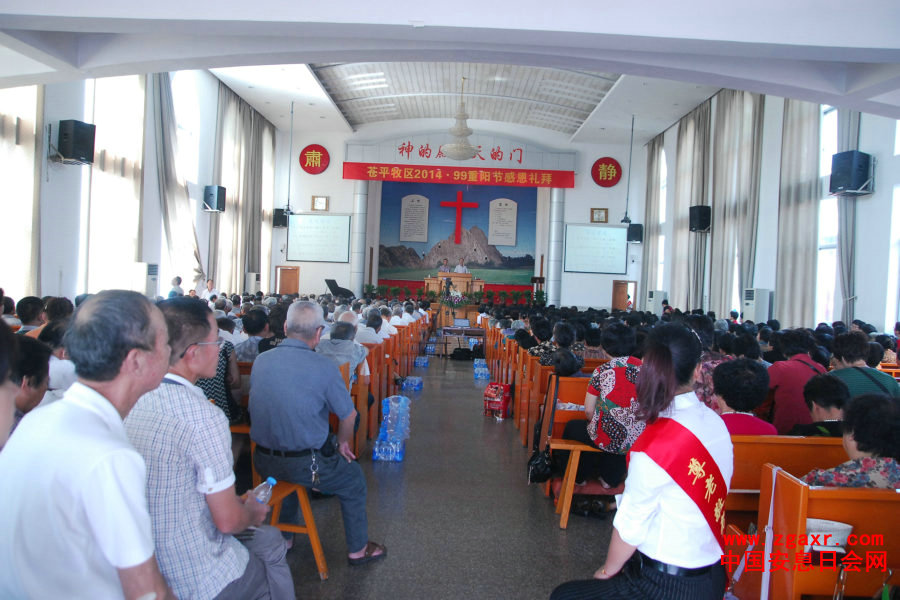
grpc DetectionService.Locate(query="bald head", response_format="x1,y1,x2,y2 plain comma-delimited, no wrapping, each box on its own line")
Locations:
338,311,358,325
286,301,327,342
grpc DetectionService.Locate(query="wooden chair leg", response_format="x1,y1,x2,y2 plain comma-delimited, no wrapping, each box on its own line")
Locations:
557,449,582,530
269,483,329,581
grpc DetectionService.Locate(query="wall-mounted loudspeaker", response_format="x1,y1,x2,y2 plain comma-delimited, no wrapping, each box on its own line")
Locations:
273,208,288,228
203,186,226,212
57,119,96,164
689,205,711,232
829,150,872,195
627,224,643,243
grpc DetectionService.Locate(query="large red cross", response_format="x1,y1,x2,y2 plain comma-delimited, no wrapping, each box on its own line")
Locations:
440,191,479,244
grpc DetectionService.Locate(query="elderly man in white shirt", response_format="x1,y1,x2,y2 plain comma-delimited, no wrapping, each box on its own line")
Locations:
453,258,469,273
0,290,174,600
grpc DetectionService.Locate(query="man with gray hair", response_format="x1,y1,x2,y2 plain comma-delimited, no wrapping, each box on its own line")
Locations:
0,290,174,599
249,301,386,566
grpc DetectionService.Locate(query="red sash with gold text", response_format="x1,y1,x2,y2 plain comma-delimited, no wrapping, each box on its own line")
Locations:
627,417,728,552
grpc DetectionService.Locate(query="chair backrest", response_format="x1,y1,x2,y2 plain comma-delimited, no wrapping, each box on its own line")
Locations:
549,376,592,439
751,463,900,600
727,435,847,527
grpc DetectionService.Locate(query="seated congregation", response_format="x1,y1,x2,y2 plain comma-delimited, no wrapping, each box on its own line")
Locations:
1,284,899,599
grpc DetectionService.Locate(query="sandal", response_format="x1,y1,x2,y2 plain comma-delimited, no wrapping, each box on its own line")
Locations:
348,541,387,566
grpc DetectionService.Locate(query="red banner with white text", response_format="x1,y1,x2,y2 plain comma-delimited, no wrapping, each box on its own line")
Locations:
343,162,575,188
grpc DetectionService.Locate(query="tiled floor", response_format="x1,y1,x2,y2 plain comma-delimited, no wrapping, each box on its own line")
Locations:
239,358,613,599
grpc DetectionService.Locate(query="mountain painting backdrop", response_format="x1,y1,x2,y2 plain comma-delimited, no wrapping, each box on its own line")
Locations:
378,182,537,284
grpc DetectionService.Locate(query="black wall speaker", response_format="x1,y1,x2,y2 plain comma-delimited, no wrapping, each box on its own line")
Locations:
273,208,288,228
627,223,643,243
689,205,711,232
830,150,872,195
57,119,96,163
203,185,226,212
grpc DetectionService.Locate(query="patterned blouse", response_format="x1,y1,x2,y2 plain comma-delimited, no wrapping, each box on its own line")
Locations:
196,341,241,424
585,355,644,453
694,350,732,411
802,457,900,489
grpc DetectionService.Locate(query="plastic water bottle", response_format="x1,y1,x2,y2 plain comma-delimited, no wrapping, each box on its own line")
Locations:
251,477,277,504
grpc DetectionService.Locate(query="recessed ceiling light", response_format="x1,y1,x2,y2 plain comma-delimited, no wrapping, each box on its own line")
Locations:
319,116,326,119
308,102,314,106
248,85,255,89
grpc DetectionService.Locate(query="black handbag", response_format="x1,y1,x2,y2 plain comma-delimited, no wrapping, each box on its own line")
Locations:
527,374,560,484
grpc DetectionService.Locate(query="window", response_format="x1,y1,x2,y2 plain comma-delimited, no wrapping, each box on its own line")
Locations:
86,75,146,293
0,85,40,301
656,149,667,290
814,105,838,324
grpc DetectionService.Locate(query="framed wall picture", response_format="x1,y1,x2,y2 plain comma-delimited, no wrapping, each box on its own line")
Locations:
590,208,608,223
311,195,329,211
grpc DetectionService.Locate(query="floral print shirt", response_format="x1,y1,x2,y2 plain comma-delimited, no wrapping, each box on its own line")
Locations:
585,356,644,453
694,350,732,411
802,457,900,489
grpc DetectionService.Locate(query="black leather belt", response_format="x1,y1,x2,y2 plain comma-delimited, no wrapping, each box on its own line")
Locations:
255,444,313,458
638,552,714,577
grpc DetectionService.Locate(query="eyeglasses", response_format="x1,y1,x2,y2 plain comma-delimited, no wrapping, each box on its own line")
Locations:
180,339,224,358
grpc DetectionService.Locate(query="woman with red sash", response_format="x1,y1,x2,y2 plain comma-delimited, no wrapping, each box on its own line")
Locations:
550,324,733,600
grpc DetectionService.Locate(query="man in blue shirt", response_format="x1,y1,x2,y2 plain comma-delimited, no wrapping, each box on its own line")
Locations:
250,301,386,566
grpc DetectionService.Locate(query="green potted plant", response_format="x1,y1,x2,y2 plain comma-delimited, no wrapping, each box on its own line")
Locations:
510,290,522,306
376,284,389,299
533,289,546,307
497,290,508,306
485,290,495,304
426,289,437,302
472,290,484,305
390,286,401,300
402,286,411,300
363,283,376,299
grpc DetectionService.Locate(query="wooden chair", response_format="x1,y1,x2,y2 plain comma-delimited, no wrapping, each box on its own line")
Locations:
727,435,847,531
236,361,253,408
350,361,369,455
248,440,328,581
731,463,900,600
527,363,555,449
361,342,385,438
539,375,615,529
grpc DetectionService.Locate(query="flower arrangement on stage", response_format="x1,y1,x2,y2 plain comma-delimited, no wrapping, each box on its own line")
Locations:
441,293,472,308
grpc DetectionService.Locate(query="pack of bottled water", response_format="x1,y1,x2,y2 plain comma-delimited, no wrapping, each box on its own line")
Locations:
428,336,437,343
473,358,487,368
425,344,436,355
401,375,423,390
414,356,430,367
474,367,491,379
373,395,411,462
468,337,479,349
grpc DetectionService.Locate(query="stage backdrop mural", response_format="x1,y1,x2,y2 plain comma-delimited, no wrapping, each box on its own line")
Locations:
378,182,536,285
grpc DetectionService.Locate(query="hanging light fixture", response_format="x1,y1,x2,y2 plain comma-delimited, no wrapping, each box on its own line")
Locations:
621,114,635,224
443,76,478,161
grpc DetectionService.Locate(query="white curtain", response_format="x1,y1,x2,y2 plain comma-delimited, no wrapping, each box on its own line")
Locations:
671,100,711,311
210,82,275,295
640,134,664,309
709,89,764,317
151,73,205,292
0,85,42,299
836,109,860,324
775,99,821,328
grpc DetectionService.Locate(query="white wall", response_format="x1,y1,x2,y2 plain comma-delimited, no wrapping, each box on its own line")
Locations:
559,141,646,309
40,80,89,297
270,129,358,295
841,113,900,331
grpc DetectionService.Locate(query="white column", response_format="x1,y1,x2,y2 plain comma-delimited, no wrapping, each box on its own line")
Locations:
547,188,564,306
350,180,368,298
